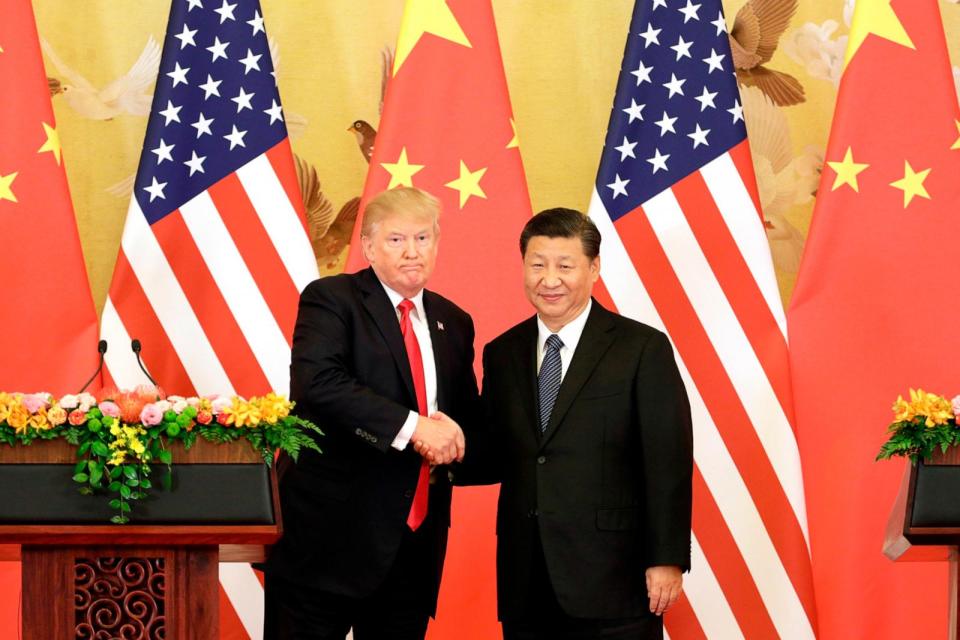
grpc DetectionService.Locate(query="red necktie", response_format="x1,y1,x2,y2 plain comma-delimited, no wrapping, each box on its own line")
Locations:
398,299,430,531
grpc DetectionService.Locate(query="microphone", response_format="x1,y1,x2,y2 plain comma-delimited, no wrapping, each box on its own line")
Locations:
131,339,159,387
78,340,108,394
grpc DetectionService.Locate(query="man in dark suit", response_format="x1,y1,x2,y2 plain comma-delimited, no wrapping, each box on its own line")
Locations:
263,187,478,639
442,208,692,639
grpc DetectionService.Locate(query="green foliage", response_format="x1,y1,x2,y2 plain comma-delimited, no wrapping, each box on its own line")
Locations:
877,416,960,463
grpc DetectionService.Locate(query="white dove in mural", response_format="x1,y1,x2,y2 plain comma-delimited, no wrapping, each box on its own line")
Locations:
41,35,161,120
740,85,820,273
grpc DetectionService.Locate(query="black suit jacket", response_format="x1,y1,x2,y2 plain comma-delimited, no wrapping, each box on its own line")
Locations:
265,268,478,612
476,300,693,620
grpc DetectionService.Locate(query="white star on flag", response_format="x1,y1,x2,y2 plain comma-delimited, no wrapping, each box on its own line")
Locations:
152,139,175,164
607,173,630,198
207,37,230,62
646,148,669,173
687,123,710,148
614,136,638,160
631,60,654,85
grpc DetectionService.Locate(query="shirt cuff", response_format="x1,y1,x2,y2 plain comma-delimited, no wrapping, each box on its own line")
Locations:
391,411,419,451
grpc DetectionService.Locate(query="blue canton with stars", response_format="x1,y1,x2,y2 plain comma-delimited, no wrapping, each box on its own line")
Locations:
134,0,287,223
596,0,746,222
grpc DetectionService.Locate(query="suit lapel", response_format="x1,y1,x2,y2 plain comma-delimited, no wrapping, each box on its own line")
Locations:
540,302,617,450
423,291,449,411
357,268,416,407
511,317,540,438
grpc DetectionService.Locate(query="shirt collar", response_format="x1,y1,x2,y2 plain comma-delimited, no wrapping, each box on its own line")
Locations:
379,280,426,320
537,299,592,355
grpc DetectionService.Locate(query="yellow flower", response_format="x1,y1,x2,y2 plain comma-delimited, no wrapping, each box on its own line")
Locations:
219,398,262,428
893,388,953,428
47,405,67,427
0,392,12,423
256,393,290,425
108,451,126,466
26,408,51,431
6,403,29,434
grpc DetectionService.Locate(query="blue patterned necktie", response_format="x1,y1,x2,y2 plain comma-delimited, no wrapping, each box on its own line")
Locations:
538,334,564,433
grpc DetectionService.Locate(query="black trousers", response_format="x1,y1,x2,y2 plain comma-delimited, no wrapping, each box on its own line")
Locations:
263,512,442,640
502,531,663,640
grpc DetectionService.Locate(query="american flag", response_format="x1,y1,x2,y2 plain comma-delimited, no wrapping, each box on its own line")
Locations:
100,0,317,636
586,1,818,637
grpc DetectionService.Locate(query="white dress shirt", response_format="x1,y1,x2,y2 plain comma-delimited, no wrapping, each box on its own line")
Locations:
536,299,592,380
378,282,438,451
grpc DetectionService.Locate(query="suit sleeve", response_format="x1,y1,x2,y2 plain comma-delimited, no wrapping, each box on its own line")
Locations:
636,331,693,571
289,280,410,453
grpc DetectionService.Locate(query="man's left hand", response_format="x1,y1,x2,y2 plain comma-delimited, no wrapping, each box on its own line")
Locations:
646,565,682,616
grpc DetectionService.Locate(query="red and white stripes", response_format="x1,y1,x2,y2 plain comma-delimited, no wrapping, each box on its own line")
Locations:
589,139,817,639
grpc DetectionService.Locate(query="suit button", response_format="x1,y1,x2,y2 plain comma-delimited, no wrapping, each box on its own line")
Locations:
527,509,538,518
537,456,546,465
404,489,413,499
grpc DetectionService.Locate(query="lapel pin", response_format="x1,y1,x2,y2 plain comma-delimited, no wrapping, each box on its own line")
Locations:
437,321,445,331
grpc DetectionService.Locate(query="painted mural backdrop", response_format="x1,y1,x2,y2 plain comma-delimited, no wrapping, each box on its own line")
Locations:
4,0,959,638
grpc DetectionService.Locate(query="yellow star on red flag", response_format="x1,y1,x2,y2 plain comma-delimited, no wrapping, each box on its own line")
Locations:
826,147,869,192
889,160,930,207
0,172,19,203
38,122,62,165
845,0,914,66
393,0,471,75
381,147,424,189
445,160,487,208
507,118,519,149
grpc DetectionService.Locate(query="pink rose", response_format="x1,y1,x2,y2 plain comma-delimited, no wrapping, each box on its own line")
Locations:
59,394,79,410
154,400,172,413
186,397,201,408
68,409,87,426
99,401,121,419
22,394,49,414
952,395,960,417
140,404,163,426
210,396,233,415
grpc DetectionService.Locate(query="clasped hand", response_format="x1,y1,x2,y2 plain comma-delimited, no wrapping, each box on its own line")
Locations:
411,411,464,465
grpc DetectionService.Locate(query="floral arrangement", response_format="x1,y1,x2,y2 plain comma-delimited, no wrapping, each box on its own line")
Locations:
877,389,960,462
0,386,322,523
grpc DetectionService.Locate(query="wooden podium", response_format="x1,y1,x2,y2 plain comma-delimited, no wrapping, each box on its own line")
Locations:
884,447,960,640
0,439,281,639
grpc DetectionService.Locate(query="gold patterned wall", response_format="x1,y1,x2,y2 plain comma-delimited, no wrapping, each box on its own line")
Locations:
31,0,960,312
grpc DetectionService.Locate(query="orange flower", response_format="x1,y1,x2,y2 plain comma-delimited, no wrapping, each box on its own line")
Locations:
47,405,67,427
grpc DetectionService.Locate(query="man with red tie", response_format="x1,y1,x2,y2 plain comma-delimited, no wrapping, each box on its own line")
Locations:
263,187,477,639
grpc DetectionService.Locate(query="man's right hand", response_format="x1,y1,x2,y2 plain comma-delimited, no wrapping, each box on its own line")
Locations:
411,412,464,465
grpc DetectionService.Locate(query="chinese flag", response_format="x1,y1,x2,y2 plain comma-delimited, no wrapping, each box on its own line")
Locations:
0,0,99,395
345,0,533,636
788,1,960,638
0,1,100,636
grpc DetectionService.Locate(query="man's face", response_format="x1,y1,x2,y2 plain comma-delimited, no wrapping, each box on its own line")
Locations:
523,235,599,332
362,210,439,298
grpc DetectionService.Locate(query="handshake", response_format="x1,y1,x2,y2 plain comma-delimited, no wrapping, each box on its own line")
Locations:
411,411,465,465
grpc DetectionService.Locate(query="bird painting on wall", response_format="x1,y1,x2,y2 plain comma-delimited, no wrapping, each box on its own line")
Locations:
739,85,820,273
299,47,393,272
729,0,806,106
41,36,161,119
